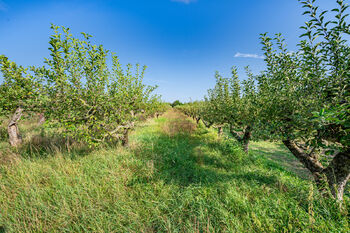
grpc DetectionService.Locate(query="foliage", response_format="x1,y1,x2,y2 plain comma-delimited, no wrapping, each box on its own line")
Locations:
178,67,260,152
147,101,171,118
0,55,42,117
171,100,183,107
175,101,204,122
257,0,349,150
258,0,350,201
189,0,350,200
0,25,162,147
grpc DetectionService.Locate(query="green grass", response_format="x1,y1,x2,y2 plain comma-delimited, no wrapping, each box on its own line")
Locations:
0,111,349,232
250,141,312,180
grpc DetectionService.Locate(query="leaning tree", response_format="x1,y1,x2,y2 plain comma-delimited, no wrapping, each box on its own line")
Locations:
257,0,350,201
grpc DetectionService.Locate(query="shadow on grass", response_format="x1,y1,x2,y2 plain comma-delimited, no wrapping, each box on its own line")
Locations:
130,126,279,189
221,126,311,180
16,134,93,160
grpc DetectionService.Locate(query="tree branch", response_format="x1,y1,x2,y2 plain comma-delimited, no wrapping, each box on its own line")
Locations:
283,139,324,173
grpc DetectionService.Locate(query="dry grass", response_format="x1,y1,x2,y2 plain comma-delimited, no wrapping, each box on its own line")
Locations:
21,134,89,157
161,110,196,136
0,149,21,166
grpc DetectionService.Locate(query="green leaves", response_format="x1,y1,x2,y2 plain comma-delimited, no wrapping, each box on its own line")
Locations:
0,25,160,147
0,55,43,116
192,0,349,158
258,0,349,153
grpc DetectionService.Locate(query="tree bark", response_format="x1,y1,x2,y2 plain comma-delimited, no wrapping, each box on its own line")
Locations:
218,127,223,137
122,128,129,147
38,113,45,125
324,149,350,201
283,139,350,201
8,107,23,147
230,124,252,153
282,139,324,180
242,126,252,153
229,124,243,142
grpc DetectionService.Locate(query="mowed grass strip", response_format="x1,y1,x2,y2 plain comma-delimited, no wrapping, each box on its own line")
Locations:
0,110,348,232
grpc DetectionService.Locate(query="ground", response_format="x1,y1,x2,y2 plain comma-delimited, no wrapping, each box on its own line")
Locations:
0,110,348,232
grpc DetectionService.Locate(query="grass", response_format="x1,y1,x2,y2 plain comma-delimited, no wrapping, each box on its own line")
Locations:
250,141,312,180
0,110,349,232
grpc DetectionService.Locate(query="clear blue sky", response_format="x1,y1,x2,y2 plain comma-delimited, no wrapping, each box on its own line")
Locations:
0,0,338,102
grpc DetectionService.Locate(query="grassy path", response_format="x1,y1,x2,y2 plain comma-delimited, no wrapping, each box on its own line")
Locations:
0,110,348,232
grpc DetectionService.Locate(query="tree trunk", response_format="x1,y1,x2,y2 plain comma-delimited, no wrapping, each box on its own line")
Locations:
324,150,350,201
196,117,200,124
229,124,243,141
242,126,252,153
218,127,223,137
242,141,250,153
283,139,350,201
283,139,324,180
122,128,129,147
38,113,45,125
230,124,252,153
8,107,23,147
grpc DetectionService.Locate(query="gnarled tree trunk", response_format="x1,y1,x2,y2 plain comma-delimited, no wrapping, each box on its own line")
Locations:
283,139,350,201
38,113,45,125
122,128,129,147
242,126,252,153
324,150,350,201
230,124,252,153
218,127,223,137
8,107,23,147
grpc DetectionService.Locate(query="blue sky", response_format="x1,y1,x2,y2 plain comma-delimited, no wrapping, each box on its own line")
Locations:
0,0,339,102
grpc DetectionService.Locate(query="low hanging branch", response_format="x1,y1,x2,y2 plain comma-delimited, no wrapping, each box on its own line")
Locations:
283,139,350,201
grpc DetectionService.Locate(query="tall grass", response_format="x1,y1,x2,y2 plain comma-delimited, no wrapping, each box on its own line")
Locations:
0,110,348,232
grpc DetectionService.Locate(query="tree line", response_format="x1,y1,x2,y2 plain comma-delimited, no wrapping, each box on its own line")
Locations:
0,25,169,148
177,0,350,202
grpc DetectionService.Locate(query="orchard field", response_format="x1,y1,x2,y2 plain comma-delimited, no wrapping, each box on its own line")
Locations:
0,0,349,232
0,110,348,232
